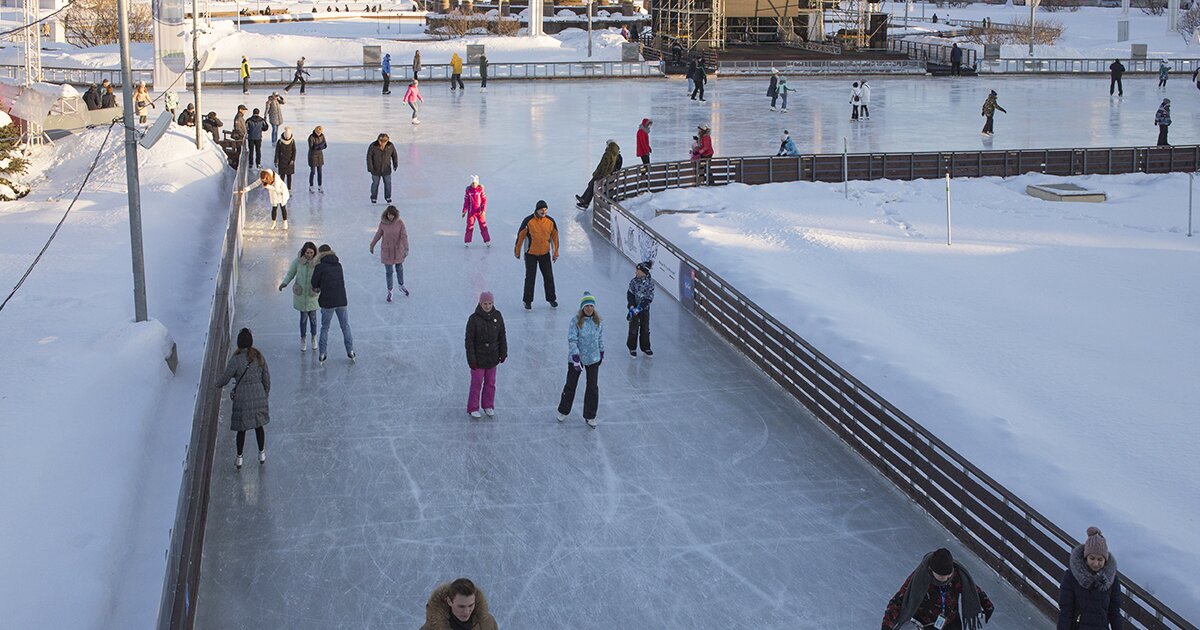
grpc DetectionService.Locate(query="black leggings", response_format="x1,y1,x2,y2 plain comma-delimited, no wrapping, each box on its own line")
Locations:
236,427,265,455
272,204,287,220
309,166,323,186
558,362,600,420
280,173,292,189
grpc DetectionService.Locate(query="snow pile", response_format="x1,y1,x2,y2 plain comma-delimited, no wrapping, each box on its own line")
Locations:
621,172,1200,620
0,128,231,627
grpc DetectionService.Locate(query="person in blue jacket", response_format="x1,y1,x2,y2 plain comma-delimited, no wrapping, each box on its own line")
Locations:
1057,527,1123,630
557,292,604,427
777,130,799,156
626,262,655,357
381,53,392,95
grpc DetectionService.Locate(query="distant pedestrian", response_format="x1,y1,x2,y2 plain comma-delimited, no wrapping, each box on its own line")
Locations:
278,241,320,353
557,292,604,428
981,89,1006,136
381,52,392,94
420,578,499,630
479,53,489,91
626,261,654,357
1110,59,1125,96
694,123,714,182
366,132,398,204
777,75,794,113
1057,527,1122,630
576,139,622,209
83,83,100,110
777,130,799,156
860,79,872,118
850,81,862,120
242,168,290,230
513,200,559,309
690,59,707,102
101,84,116,108
462,174,490,246
1156,98,1171,146
164,90,179,118
450,52,465,90
203,111,223,142
767,67,779,110
265,92,285,143
215,327,271,470
636,118,652,166
308,125,326,193
240,55,251,94
231,104,248,145
881,547,995,630
412,49,422,77
1158,59,1170,89
1193,66,1200,90
368,205,410,302
246,107,268,167
403,79,424,124
273,127,296,189
285,56,310,93
950,43,963,76
311,244,356,364
464,291,507,419
133,82,154,125
620,24,630,40
177,103,196,127
687,58,697,94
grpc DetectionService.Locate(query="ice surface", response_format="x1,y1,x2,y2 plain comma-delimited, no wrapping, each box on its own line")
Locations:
191,78,1064,628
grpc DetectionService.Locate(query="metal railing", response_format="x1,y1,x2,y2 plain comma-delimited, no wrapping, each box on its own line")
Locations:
589,148,1199,630
979,57,1200,74
156,145,249,630
717,58,926,75
889,38,977,68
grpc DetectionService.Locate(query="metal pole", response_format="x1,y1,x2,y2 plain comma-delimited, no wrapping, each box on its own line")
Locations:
843,137,848,199
1029,0,1035,56
946,171,953,245
587,1,593,58
1189,172,1194,237
192,0,203,150
117,0,148,322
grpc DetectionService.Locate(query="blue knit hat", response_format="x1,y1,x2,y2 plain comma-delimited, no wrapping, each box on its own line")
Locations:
579,291,597,309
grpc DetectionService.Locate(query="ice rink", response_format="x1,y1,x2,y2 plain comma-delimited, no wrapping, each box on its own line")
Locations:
192,75,1165,627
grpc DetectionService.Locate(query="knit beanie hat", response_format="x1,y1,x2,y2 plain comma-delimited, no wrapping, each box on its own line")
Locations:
471,174,479,186
535,200,548,210
1084,527,1108,558
579,291,597,309
479,291,494,303
929,548,954,575
636,261,652,275
236,328,253,350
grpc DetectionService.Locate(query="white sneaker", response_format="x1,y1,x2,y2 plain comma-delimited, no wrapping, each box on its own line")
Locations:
270,220,277,230
469,410,482,418
282,220,288,230
586,418,597,428
259,450,266,464
309,186,315,193
301,337,307,352
235,455,243,469
480,87,487,92
770,106,777,111
483,408,495,417
556,412,567,422
781,108,788,113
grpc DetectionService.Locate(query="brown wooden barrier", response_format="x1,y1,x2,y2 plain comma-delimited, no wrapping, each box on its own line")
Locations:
591,146,1198,630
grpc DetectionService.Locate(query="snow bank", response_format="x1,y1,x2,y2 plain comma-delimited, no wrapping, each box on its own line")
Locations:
622,172,1200,620
0,128,231,627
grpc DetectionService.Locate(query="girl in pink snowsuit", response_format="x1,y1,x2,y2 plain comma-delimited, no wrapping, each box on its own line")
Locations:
462,175,490,245
403,79,424,123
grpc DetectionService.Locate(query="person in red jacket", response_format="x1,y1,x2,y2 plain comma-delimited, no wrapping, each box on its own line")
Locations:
695,123,714,184
636,118,653,166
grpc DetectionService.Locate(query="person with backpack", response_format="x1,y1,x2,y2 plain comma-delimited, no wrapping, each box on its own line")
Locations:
308,125,327,193
245,108,268,167
464,291,507,419
450,52,465,90
215,328,271,470
557,292,604,428
278,241,321,353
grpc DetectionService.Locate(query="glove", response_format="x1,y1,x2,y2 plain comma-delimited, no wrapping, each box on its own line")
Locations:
278,283,286,291
499,356,506,363
632,306,642,316
571,355,582,372
626,306,635,321
600,351,605,361
462,211,466,218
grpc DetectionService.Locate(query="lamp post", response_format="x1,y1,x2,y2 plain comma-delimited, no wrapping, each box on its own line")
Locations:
1028,0,1036,56
192,0,203,150
117,0,148,323
587,0,593,57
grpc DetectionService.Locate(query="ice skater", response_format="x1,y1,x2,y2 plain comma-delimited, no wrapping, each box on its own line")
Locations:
635,118,652,166
1158,59,1170,89
311,244,356,364
479,53,489,91
307,125,326,193
514,200,559,309
767,68,779,110
284,56,310,93
687,58,697,94
215,328,270,470
850,81,862,121
1057,527,1122,630
464,291,507,418
421,579,499,630
777,75,794,113
265,92,285,143
245,108,268,167
777,130,799,156
403,79,424,124
381,53,392,94
981,90,1006,136
240,56,251,94
273,127,296,189
1156,98,1172,146
462,175,490,246
881,548,995,630
576,140,622,209
450,52,465,90
369,205,410,302
412,49,422,78
1110,59,1125,96
626,262,654,357
950,43,963,76
366,132,398,204
859,79,871,118
242,168,290,230
557,292,604,428
278,241,320,352
690,59,708,102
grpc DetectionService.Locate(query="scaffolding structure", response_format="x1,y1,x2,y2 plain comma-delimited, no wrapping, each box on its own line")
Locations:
21,0,45,144
822,0,885,49
652,0,725,50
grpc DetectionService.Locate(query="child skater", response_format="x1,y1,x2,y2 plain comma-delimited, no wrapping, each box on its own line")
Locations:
626,261,654,357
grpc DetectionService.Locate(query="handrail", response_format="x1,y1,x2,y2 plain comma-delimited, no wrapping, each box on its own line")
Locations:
889,38,978,68
156,145,249,630
589,149,1198,630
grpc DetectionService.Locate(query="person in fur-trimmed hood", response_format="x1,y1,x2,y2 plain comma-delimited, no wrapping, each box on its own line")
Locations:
420,578,498,630
1057,527,1123,630
882,547,995,630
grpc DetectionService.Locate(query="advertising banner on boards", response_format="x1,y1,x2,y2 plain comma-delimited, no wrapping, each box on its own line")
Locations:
153,0,188,90
607,208,695,312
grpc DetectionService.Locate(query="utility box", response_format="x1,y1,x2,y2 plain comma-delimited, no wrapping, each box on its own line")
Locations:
363,45,382,66
1131,43,1148,59
467,44,485,64
1117,19,1129,42
621,42,641,61
984,44,1001,60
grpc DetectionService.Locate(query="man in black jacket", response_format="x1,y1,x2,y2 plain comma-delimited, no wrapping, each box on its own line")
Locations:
177,103,196,127
311,245,355,364
82,84,100,110
1110,59,1125,96
950,43,964,76
690,60,707,102
366,133,398,204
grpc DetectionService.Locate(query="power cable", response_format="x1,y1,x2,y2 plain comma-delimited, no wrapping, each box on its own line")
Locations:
0,1,76,38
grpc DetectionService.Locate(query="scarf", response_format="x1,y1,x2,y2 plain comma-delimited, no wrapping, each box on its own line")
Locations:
896,552,987,630
1069,544,1117,591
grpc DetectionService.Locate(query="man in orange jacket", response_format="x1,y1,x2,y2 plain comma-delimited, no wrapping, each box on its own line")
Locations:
514,200,560,309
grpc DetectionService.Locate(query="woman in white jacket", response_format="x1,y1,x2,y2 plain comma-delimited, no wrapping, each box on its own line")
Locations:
859,80,872,119
243,168,291,230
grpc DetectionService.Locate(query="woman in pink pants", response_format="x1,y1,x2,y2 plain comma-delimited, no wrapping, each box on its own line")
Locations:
462,174,490,246
464,291,507,418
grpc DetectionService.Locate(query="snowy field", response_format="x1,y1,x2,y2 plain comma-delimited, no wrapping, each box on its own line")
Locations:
621,171,1200,620
0,129,231,628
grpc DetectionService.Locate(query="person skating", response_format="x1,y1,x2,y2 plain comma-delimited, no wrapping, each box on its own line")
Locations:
950,43,963,76
1158,59,1170,89
284,56,310,93
133,82,154,125
694,123,714,184
777,130,799,156
690,59,707,102
412,49,422,78
850,81,862,120
777,75,794,113
980,90,1006,136
1110,59,1125,96
381,52,392,94
311,244,356,364
464,291,507,419
513,200,559,309
686,58,697,94
278,241,321,352
767,68,779,110
403,79,424,124
265,92,285,143
576,140,622,209
882,548,995,630
462,175,490,246
368,205,410,302
636,118,652,166
242,168,290,229
450,52,465,90
1057,527,1123,630
419,578,499,630
1156,98,1171,146
177,103,196,127
215,328,271,470
860,79,872,118
626,261,654,357
1193,66,1200,91
308,125,327,192
366,132,398,204
246,108,268,167
479,53,489,91
273,127,297,190
240,55,251,94
203,111,223,143
557,292,604,428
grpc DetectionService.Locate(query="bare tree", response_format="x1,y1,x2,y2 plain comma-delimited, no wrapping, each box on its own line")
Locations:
1139,0,1167,16
61,0,152,48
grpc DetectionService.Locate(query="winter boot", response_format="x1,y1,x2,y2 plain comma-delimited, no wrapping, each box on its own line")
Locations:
309,186,315,193
318,186,324,193
630,350,637,357
469,410,482,419
301,337,308,352
259,450,266,464
644,349,654,357
282,220,288,230
770,106,777,111
387,289,393,303
311,337,318,351
270,220,277,230
319,353,327,364
400,285,409,297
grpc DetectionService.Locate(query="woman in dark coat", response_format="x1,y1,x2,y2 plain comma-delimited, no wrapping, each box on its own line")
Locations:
273,126,297,189
308,125,326,193
1057,527,1123,630
215,328,271,470
464,291,507,419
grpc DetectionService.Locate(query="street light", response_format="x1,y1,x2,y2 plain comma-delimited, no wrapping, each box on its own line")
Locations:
116,0,148,322
1028,0,1037,56
587,0,593,57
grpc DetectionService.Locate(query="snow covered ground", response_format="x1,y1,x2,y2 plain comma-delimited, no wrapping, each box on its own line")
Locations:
621,171,1200,620
0,128,231,628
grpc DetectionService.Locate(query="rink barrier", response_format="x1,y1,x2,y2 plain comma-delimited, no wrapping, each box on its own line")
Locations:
156,147,250,630
590,150,1199,630
0,61,663,88
717,59,928,75
888,39,979,69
